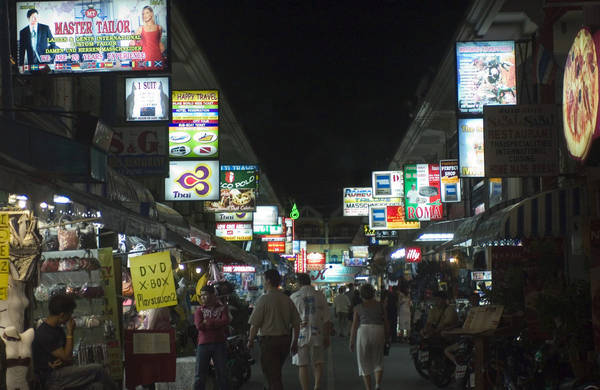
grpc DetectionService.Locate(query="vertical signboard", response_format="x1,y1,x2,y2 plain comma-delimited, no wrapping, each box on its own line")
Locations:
404,164,443,221
0,213,9,300
129,251,177,311
125,77,170,122
483,105,559,177
456,41,517,114
440,160,461,202
371,171,404,198
169,90,218,159
204,165,258,212
165,160,219,201
458,118,485,177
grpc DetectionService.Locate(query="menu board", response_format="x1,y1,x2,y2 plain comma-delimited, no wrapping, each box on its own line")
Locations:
440,160,461,202
404,164,443,221
458,118,485,177
456,41,517,114
204,165,258,212
169,90,218,159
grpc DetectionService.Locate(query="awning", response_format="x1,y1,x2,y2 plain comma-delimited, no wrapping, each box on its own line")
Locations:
452,214,484,245
414,218,470,242
473,186,586,245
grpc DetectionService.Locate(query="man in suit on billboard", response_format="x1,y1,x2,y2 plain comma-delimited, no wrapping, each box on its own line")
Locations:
18,8,59,66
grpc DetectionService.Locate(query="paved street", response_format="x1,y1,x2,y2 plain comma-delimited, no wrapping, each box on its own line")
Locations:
243,336,438,390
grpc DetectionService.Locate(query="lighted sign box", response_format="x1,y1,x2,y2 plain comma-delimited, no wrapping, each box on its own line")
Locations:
306,252,326,271
204,165,258,212
108,126,167,176
344,258,367,267
16,0,169,74
169,90,218,159
369,204,421,230
125,77,170,122
223,265,255,273
215,222,253,241
371,171,404,198
343,187,403,217
458,118,485,177
310,264,357,284
267,241,285,253
456,41,517,114
349,246,369,258
215,212,253,222
253,206,278,226
440,160,461,202
403,164,443,221
406,247,422,263
165,160,219,201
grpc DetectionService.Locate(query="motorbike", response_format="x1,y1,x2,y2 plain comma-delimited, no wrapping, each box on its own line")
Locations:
453,336,475,389
413,335,454,388
207,334,254,390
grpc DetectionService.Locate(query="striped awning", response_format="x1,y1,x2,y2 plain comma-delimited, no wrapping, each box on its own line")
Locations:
473,186,586,245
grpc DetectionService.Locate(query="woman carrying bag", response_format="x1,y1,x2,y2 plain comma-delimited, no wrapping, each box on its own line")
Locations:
349,284,390,390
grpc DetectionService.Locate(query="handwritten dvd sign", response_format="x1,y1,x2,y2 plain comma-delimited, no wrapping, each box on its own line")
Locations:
16,0,169,74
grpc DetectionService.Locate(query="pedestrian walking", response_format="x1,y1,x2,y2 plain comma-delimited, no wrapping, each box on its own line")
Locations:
396,285,411,342
333,286,351,337
248,269,301,390
193,285,230,390
290,273,332,390
349,284,390,390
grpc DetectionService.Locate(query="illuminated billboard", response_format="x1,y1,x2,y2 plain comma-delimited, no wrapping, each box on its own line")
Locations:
253,206,278,226
458,118,485,177
343,187,403,217
440,160,461,202
125,77,170,122
369,204,421,230
165,160,219,201
16,0,169,74
456,41,516,114
215,222,253,241
404,164,443,221
204,165,258,212
371,171,404,198
169,90,218,159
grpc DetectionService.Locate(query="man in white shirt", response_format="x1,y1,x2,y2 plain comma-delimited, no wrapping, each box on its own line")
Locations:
333,286,351,337
290,273,332,390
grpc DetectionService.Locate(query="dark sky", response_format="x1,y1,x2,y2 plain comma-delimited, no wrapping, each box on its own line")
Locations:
180,1,470,215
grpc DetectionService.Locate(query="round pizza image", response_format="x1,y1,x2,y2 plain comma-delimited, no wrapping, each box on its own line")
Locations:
563,27,599,161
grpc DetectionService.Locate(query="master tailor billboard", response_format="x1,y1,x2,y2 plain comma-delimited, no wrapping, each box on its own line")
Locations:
16,0,169,74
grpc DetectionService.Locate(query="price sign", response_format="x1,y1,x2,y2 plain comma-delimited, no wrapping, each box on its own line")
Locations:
0,214,9,300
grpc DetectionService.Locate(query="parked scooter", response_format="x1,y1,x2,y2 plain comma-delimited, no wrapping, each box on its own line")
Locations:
207,334,254,390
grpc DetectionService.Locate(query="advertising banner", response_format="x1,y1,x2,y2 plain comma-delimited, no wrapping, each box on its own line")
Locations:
253,206,278,226
169,90,218,159
456,41,516,114
215,212,253,222
369,204,421,230
350,246,369,258
0,214,9,300
109,126,167,176
404,164,443,221
164,160,219,201
489,178,503,208
440,159,461,202
306,252,326,271
204,165,258,212
125,77,170,122
223,265,255,273
372,171,404,198
483,105,559,177
310,264,357,284
343,187,403,217
215,222,253,241
129,251,177,311
458,118,485,177
267,241,285,253
295,248,306,273
16,0,169,74
254,224,283,235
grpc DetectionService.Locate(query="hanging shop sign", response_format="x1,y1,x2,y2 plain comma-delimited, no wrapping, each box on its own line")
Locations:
223,265,255,273
253,223,283,236
129,251,177,311
456,41,517,114
254,206,278,225
0,213,9,300
125,77,170,122
109,126,167,177
268,241,285,253
369,204,421,230
310,264,357,284
563,28,600,162
363,225,375,237
458,118,485,177
306,252,326,271
215,212,253,222
440,160,461,202
290,203,300,219
215,222,253,241
404,164,443,221
484,105,559,177
165,160,219,201
205,165,258,212
343,187,404,217
15,0,169,75
285,218,294,255
371,171,404,198
295,249,306,273
406,247,422,263
489,178,503,208
169,90,218,159
350,246,369,258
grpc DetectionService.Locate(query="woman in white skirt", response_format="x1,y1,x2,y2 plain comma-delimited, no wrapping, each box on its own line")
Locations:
349,284,390,390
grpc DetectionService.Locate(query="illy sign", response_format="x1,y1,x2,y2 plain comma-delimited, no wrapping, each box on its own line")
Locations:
406,247,422,263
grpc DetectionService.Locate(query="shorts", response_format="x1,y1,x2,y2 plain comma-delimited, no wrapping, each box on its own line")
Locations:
292,344,325,366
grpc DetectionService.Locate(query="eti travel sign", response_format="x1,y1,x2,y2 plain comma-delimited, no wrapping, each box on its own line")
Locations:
404,164,443,221
165,160,219,201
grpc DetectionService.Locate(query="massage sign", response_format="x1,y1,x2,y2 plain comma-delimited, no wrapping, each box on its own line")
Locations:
129,251,177,311
403,164,443,221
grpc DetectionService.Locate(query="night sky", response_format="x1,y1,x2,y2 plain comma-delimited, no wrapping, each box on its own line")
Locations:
181,1,470,215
